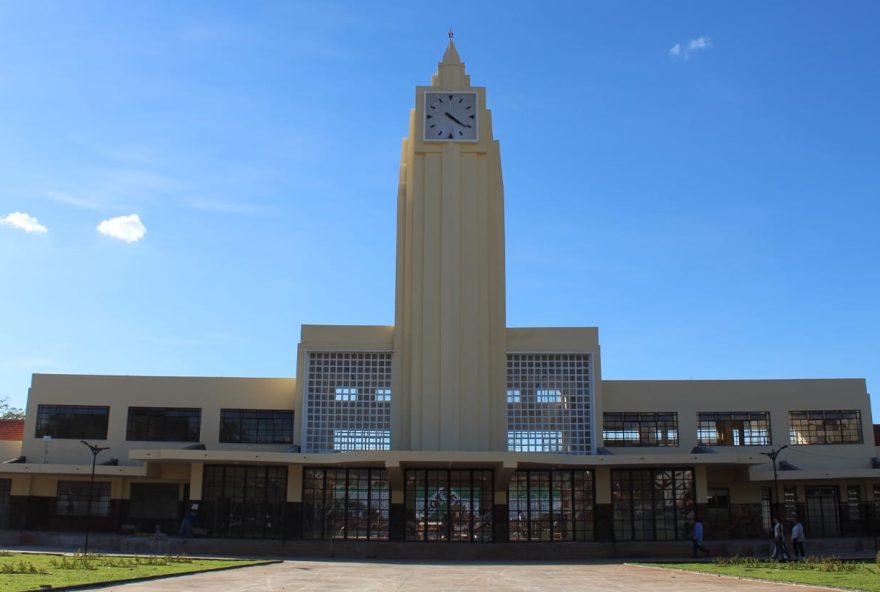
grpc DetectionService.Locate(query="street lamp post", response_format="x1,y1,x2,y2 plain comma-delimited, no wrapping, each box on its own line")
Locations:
80,441,110,555
760,445,788,527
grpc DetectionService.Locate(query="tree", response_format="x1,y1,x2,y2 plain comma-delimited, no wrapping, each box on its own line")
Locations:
0,396,25,420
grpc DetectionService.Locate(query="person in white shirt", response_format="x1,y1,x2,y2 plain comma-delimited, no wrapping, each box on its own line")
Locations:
771,517,791,562
791,517,806,558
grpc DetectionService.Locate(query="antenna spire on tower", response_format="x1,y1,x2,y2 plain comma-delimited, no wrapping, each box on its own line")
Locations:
448,28,454,40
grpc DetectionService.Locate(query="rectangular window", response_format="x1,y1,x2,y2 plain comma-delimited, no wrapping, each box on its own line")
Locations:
405,469,493,542
506,353,593,454
508,469,595,541
847,486,862,521
126,407,200,442
333,429,391,451
507,430,563,453
219,409,293,444
611,468,695,541
602,412,678,447
128,483,180,519
873,486,880,523
201,465,287,538
57,481,111,516
805,486,840,536
302,468,389,541
334,387,359,401
783,486,798,523
36,405,109,440
760,487,772,533
304,352,393,453
535,389,562,403
789,410,862,445
696,412,770,446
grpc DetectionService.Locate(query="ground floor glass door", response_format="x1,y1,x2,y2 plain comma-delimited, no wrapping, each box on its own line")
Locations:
805,486,840,537
405,469,493,542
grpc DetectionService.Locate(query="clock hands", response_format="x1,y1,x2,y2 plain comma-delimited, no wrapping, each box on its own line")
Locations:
444,111,471,128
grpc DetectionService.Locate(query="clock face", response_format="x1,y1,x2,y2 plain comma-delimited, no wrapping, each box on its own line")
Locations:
423,92,478,141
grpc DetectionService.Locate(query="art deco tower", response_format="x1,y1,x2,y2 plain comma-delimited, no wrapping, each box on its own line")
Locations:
393,41,507,451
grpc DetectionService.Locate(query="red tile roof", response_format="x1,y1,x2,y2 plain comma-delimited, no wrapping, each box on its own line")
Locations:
0,419,24,441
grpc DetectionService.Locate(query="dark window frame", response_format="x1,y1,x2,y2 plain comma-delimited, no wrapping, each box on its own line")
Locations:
302,468,390,541
789,410,862,445
611,468,695,541
696,411,771,446
126,407,201,442
219,409,294,444
35,405,110,440
57,480,111,516
404,469,494,542
508,469,595,541
602,412,679,447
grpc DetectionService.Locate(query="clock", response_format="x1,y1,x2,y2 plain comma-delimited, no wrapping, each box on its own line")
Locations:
423,92,478,141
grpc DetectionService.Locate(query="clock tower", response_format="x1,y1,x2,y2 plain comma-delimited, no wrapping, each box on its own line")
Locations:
393,40,507,451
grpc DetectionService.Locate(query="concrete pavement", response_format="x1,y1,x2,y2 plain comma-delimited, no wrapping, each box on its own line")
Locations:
94,560,834,591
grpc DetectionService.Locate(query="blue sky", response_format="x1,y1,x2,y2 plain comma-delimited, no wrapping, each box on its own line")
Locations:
1,1,878,421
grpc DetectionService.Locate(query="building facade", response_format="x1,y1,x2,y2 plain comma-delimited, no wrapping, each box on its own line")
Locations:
2,42,879,545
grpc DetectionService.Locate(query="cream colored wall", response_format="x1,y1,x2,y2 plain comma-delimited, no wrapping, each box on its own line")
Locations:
603,378,874,470
393,42,507,453
0,439,21,461
22,374,296,466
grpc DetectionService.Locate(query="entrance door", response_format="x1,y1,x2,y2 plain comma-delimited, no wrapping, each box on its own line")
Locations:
0,479,10,528
805,486,840,537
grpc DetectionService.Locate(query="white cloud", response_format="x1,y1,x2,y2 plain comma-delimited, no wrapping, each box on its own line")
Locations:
97,214,146,243
1,212,48,233
688,36,711,51
669,36,712,59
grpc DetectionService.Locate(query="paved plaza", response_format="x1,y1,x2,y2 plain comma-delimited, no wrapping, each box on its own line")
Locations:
96,560,832,591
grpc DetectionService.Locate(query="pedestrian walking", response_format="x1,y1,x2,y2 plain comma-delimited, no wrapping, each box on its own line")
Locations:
771,517,791,562
791,516,806,558
692,518,711,558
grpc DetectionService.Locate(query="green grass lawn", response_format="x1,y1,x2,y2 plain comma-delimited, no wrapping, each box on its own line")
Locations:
0,552,272,592
646,557,880,591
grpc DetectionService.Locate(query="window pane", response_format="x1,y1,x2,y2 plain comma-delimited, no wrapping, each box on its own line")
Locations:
219,409,293,444
126,407,200,442
36,405,110,440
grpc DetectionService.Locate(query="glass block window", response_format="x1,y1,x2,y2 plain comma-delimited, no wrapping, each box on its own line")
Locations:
506,353,593,454
219,409,293,444
126,407,200,442
57,481,111,516
602,412,678,447
405,469,493,542
302,468,389,540
303,352,392,453
611,468,695,541
508,469,594,541
696,412,770,446
789,410,862,444
335,388,358,401
36,405,109,440
507,430,563,452
333,429,391,451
